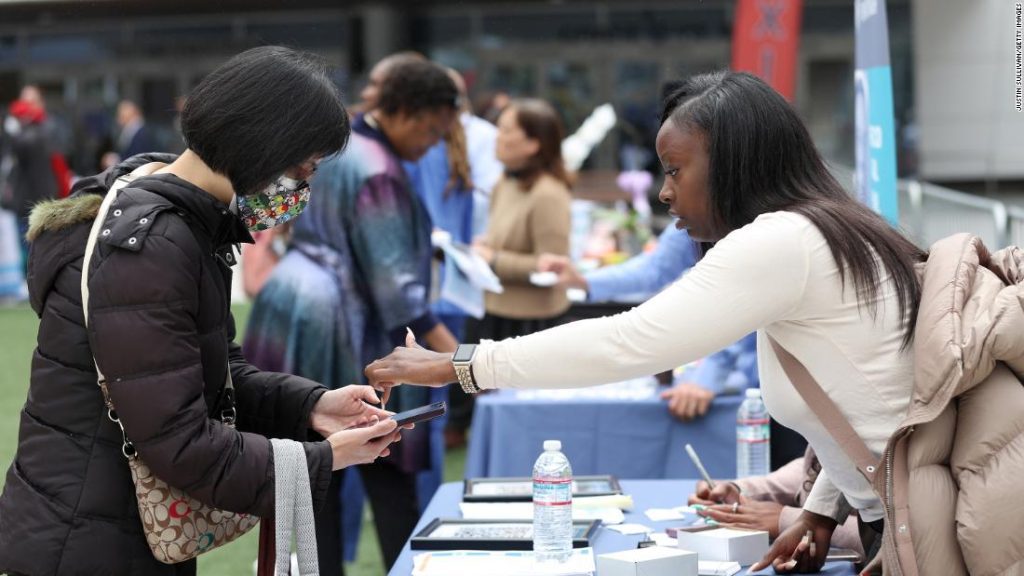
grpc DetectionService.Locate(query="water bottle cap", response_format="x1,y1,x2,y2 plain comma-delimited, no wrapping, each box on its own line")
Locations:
543,440,562,451
745,388,762,399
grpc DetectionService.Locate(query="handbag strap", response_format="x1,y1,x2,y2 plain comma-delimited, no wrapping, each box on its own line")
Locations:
767,335,879,484
80,168,237,459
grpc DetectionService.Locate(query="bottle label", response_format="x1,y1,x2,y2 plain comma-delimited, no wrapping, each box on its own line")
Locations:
737,421,770,444
533,478,572,506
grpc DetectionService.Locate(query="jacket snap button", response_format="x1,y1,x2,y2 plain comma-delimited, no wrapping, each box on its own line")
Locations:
128,237,137,245
866,465,875,473
139,217,148,225
898,524,907,534
113,209,122,217
101,229,111,236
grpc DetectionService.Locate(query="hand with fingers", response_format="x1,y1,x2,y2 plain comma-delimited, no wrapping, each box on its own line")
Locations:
309,384,394,438
535,253,588,290
661,383,715,421
364,329,457,407
326,417,404,470
748,510,836,573
688,480,743,506
696,498,786,540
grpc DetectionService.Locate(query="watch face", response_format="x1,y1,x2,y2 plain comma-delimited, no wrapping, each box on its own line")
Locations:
453,344,477,363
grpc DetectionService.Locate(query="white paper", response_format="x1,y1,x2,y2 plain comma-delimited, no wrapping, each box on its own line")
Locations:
459,502,624,525
412,547,596,576
698,561,742,576
439,253,485,319
435,237,503,294
644,508,688,522
649,533,677,548
529,271,559,286
606,523,651,535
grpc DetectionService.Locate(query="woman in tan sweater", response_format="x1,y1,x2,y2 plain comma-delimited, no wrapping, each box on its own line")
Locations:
470,98,573,339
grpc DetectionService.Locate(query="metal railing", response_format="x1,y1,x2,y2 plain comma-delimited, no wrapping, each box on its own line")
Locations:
830,164,1024,250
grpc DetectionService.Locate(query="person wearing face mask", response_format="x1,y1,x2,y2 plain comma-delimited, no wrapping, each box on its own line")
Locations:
242,59,460,575
366,71,935,574
0,47,408,576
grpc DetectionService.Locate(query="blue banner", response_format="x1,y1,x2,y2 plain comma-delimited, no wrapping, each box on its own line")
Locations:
854,0,898,225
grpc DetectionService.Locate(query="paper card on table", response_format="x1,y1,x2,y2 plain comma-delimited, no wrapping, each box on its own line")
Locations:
574,494,634,511
459,502,625,525
412,547,596,576
697,560,742,576
649,532,678,548
606,523,651,535
644,508,688,522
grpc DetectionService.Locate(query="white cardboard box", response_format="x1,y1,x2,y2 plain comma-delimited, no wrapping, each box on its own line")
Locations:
676,528,769,565
596,546,698,576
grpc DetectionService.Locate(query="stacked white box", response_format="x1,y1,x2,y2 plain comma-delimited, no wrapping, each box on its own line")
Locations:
596,546,699,576
675,528,769,565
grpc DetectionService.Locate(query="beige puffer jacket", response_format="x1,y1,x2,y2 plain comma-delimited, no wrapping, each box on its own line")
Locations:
879,234,1024,576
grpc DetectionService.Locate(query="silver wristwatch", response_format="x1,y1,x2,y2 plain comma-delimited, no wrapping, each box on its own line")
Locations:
452,344,480,394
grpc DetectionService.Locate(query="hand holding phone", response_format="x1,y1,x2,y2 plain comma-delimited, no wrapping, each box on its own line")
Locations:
389,401,447,427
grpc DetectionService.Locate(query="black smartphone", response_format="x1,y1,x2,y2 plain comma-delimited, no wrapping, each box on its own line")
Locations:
389,401,447,427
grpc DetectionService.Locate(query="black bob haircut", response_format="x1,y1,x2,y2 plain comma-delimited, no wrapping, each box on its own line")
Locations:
377,60,459,117
181,46,350,196
661,71,926,347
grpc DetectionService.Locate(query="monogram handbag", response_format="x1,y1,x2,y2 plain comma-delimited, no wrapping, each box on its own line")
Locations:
80,168,259,563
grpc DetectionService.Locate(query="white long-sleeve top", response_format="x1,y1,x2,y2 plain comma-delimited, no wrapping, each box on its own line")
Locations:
473,211,913,522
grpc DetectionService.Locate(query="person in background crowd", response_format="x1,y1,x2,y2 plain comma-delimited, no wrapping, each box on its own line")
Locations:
357,51,426,115
115,99,157,160
469,98,573,340
1,91,61,271
0,45,403,576
446,68,504,237
408,67,504,449
243,59,460,575
367,71,928,573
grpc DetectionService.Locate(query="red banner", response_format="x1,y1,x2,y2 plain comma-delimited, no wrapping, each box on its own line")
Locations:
731,0,803,102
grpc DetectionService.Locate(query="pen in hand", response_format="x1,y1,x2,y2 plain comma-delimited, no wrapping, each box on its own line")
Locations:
685,443,716,491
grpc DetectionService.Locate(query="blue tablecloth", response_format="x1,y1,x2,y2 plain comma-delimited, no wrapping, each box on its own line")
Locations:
389,479,858,575
466,387,742,480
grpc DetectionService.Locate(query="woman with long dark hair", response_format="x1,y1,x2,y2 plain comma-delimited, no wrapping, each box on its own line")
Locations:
366,71,927,573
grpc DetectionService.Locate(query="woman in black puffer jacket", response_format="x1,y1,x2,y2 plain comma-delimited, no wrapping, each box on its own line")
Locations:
0,46,402,576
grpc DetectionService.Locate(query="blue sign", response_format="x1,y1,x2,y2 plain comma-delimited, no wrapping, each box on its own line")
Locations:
854,0,898,225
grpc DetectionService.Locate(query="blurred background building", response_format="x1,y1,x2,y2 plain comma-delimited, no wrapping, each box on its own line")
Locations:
0,0,1019,198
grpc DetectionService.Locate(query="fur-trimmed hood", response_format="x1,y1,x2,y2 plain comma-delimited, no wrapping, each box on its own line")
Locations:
25,153,177,241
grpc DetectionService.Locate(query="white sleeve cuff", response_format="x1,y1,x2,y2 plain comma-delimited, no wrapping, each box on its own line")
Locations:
802,469,853,523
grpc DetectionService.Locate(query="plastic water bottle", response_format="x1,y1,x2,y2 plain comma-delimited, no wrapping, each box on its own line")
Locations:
533,440,573,562
736,388,771,478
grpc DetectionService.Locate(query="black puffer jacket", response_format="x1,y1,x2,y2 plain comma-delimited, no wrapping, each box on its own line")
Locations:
0,155,333,575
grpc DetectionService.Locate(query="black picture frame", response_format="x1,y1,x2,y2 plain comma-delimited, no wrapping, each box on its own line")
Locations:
410,518,600,551
462,475,623,502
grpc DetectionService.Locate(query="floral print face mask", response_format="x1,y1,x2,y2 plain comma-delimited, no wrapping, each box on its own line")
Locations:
236,175,311,232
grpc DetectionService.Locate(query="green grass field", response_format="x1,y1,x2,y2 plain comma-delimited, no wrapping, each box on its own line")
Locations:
0,302,465,575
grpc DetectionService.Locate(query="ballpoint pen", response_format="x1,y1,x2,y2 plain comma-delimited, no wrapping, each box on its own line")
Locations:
685,443,716,490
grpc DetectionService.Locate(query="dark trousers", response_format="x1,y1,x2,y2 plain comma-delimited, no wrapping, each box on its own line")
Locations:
770,418,808,472
315,460,421,576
